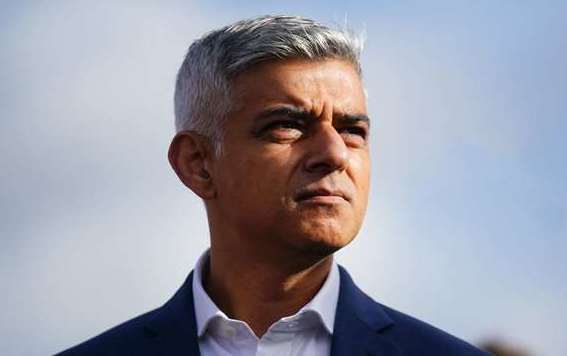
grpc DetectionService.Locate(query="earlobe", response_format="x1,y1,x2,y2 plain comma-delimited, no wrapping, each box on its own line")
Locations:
168,131,216,199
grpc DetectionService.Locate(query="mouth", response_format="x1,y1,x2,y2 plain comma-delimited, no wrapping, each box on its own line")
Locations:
295,188,350,204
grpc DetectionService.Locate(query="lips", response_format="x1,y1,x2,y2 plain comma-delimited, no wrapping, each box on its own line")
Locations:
295,187,350,203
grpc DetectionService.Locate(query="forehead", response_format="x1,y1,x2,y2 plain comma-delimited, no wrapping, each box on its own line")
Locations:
228,58,366,116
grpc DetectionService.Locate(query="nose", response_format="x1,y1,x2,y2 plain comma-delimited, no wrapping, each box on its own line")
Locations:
303,124,349,174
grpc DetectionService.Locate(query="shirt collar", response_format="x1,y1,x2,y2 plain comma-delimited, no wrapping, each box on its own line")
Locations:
192,250,229,337
192,249,340,337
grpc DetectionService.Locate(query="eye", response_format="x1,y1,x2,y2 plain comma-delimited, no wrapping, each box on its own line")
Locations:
268,120,302,130
262,119,305,141
340,126,367,137
339,126,368,146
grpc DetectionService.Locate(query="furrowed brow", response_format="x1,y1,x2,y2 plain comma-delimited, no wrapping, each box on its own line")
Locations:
253,106,370,127
254,105,313,122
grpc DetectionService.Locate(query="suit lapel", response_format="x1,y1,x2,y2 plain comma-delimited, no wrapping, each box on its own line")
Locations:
140,267,399,356
144,272,201,356
331,266,400,356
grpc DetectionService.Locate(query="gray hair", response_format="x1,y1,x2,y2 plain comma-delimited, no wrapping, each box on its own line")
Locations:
174,15,364,154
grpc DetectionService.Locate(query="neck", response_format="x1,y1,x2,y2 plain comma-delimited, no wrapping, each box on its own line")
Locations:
203,244,333,337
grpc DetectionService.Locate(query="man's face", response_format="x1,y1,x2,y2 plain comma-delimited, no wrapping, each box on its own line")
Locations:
209,58,370,256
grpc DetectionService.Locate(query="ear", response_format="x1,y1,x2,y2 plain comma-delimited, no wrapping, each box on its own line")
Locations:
168,131,216,200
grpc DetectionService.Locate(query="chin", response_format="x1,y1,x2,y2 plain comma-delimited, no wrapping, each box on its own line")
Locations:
288,222,357,258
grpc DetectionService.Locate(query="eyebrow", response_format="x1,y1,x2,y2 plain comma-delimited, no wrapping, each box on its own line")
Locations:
335,113,371,127
254,105,370,127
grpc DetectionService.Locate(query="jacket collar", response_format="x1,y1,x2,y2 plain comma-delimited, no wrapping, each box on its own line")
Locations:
145,272,201,356
144,265,399,356
331,266,400,356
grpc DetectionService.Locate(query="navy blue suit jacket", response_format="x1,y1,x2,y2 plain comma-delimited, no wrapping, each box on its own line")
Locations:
58,266,488,355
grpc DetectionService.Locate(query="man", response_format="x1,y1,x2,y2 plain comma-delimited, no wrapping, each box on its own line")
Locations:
59,15,487,356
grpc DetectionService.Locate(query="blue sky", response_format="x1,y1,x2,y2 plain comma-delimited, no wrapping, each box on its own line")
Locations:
1,1,566,355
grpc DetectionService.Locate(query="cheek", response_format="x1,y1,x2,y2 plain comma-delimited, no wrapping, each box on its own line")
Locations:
348,153,371,225
349,153,371,192
223,149,295,200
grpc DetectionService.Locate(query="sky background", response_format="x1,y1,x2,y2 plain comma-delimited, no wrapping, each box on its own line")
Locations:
1,1,566,355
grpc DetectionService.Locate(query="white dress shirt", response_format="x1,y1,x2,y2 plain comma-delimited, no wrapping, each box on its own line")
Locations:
192,250,340,356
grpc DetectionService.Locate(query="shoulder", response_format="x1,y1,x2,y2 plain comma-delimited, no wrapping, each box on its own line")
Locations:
55,309,160,356
335,266,489,355
56,273,199,356
379,304,488,355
